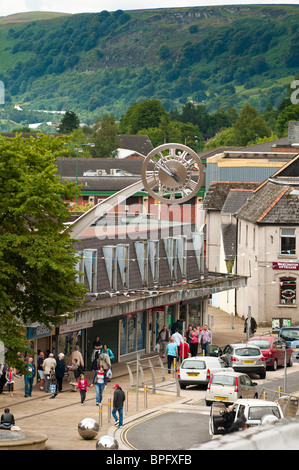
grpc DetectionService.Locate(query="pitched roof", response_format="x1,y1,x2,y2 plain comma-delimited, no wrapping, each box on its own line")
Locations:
203,182,259,211
117,135,153,156
56,157,144,178
236,182,299,224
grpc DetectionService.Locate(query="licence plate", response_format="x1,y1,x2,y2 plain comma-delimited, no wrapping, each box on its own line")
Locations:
292,348,298,351
243,360,255,364
215,396,228,401
187,373,199,377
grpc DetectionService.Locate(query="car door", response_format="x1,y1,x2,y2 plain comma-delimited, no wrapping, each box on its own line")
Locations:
273,339,284,366
209,402,228,435
222,345,233,366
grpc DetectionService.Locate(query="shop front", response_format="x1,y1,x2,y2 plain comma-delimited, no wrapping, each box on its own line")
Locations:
57,321,92,367
26,324,55,358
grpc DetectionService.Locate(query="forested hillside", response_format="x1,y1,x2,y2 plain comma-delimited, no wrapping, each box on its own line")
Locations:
0,4,298,131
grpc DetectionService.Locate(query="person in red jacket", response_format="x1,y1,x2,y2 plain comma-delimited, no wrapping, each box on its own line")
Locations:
77,374,93,405
179,337,190,363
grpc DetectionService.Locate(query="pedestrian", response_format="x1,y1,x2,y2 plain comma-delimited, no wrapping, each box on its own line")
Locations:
6,367,21,397
186,325,193,346
0,364,7,394
91,336,102,362
77,373,92,405
200,325,211,356
24,357,36,397
112,384,125,428
244,317,257,338
166,337,178,374
101,344,114,380
0,408,15,430
179,337,190,362
92,364,107,405
71,346,84,374
157,326,170,358
67,358,79,392
190,326,200,357
37,351,45,391
55,353,66,393
43,353,57,393
172,328,184,350
97,350,111,375
49,367,57,399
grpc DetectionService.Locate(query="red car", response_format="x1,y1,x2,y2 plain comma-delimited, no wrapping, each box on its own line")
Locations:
247,336,293,371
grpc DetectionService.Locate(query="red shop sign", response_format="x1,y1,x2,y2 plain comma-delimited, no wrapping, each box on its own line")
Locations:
273,262,299,270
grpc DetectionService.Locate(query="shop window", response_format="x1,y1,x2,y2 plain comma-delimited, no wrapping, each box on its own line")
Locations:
280,228,296,255
120,312,146,356
280,278,296,305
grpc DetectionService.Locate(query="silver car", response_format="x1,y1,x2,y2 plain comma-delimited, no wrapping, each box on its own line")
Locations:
221,343,266,379
205,372,258,406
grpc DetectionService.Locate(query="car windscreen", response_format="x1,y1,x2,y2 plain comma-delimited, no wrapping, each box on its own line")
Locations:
280,329,299,341
248,340,271,349
211,375,235,386
235,347,261,357
248,406,281,421
181,360,205,370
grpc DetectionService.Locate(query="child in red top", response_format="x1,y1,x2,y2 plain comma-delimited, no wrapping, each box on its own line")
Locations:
77,374,93,405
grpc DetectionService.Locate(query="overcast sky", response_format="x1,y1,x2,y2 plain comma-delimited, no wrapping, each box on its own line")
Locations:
0,0,298,18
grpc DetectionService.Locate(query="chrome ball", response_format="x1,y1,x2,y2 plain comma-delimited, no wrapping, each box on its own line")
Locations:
78,417,100,440
96,435,119,450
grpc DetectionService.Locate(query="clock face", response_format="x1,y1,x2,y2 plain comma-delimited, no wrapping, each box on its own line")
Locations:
141,143,204,204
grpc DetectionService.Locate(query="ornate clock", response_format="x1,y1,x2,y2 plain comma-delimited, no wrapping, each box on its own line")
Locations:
141,143,204,204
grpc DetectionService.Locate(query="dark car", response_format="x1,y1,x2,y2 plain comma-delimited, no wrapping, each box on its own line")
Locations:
247,336,293,371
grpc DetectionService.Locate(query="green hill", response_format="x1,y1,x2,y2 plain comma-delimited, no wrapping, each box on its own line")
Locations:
0,5,298,129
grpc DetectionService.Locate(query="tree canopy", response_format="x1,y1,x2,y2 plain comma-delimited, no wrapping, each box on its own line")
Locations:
0,134,86,370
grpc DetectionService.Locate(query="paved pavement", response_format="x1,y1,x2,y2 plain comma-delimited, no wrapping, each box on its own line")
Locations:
0,308,285,451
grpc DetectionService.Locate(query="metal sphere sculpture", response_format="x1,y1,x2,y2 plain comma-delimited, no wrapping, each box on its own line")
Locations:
78,417,100,440
96,435,119,450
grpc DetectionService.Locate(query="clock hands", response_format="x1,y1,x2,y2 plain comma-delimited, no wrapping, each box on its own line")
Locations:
154,160,181,183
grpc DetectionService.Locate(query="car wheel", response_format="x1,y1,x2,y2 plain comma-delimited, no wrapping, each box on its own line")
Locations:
259,371,266,379
179,383,186,389
205,400,212,407
287,355,293,367
254,393,258,399
271,359,278,371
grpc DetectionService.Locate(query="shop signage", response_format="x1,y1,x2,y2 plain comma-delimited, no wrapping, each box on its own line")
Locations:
273,262,299,270
59,321,93,334
27,324,53,340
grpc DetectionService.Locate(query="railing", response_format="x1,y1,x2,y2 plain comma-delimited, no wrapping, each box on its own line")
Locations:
126,354,180,398
259,387,299,417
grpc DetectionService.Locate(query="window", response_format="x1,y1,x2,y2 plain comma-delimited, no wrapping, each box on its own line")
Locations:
280,278,296,305
280,228,296,255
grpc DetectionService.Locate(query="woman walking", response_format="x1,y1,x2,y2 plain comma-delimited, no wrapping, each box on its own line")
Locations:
92,365,107,405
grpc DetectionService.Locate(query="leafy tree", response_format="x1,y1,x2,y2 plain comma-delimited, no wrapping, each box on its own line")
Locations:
120,99,167,134
58,111,80,134
94,114,120,157
232,104,271,146
0,134,86,370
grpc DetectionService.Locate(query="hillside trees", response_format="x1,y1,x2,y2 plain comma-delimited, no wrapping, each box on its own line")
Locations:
0,134,86,369
58,111,80,134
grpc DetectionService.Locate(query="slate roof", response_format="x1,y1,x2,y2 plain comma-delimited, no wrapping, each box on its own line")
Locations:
63,176,141,192
117,135,153,156
221,189,254,215
203,182,260,211
56,157,144,178
221,223,237,260
235,181,299,224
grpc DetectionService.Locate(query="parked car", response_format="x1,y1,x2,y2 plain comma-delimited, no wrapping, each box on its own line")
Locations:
221,343,266,379
278,327,299,355
177,356,233,389
209,399,284,435
247,336,293,370
205,372,258,406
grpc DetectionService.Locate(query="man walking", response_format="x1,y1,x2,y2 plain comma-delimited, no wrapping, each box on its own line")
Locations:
200,325,211,356
112,384,125,428
157,326,170,358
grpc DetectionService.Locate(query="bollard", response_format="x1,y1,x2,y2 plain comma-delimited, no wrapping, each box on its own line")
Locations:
144,385,148,409
99,403,103,429
107,397,111,423
263,391,267,400
278,386,282,398
125,390,129,415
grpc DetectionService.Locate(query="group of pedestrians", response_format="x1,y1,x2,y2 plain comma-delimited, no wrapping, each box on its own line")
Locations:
157,323,212,373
